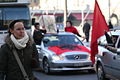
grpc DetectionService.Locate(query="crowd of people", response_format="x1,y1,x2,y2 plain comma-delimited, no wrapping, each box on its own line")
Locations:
1,17,120,80
0,19,91,80
33,20,91,45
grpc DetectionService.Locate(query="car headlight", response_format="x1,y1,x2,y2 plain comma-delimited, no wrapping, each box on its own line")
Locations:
52,55,64,60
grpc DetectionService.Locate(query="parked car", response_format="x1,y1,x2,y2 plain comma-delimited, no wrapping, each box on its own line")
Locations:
36,32,93,74
95,31,120,80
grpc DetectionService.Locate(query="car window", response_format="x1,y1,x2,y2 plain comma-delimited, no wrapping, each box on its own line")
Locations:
43,35,83,47
98,31,120,46
44,36,59,41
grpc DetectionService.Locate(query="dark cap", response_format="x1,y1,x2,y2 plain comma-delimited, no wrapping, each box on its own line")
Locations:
8,20,23,36
9,20,23,29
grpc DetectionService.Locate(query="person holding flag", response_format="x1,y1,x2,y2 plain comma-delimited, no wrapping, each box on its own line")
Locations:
33,22,46,45
90,0,109,64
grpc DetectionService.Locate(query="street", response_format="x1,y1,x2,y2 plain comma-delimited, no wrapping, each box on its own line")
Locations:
34,70,97,80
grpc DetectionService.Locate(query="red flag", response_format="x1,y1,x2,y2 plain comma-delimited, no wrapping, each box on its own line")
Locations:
90,0,109,64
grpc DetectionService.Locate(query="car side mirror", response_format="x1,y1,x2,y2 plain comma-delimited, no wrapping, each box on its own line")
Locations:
36,45,41,48
43,39,50,44
98,41,107,46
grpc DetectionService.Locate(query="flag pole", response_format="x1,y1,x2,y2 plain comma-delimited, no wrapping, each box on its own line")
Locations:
64,0,67,28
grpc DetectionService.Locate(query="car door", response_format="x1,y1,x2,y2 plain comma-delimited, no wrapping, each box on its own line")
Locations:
101,51,114,75
110,53,120,79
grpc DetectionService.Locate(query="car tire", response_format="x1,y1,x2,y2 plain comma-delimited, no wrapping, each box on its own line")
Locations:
43,58,51,74
97,64,110,80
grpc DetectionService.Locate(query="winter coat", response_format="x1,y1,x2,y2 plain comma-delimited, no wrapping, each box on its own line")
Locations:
83,23,91,42
65,26,81,37
83,23,90,33
33,29,46,45
0,34,39,80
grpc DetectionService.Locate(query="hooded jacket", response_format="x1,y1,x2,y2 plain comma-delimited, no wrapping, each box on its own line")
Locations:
0,34,39,80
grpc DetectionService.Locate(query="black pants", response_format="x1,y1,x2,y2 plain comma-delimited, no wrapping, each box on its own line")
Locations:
85,32,89,42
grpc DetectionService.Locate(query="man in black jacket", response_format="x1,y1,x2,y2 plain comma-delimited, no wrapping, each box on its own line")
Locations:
33,23,46,45
83,20,91,42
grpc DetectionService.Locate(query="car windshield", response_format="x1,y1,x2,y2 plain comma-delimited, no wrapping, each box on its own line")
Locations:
43,35,83,47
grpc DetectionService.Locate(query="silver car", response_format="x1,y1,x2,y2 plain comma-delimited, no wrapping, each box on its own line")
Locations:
95,31,120,80
37,32,93,74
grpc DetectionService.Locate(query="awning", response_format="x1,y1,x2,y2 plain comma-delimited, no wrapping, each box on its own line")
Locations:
72,13,93,20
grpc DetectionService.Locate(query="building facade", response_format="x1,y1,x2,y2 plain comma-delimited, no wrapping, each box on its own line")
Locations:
30,0,120,27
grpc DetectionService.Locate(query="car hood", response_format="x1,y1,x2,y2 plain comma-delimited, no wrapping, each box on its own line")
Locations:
48,45,90,55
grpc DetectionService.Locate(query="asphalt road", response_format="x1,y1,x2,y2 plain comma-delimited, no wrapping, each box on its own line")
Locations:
33,70,97,80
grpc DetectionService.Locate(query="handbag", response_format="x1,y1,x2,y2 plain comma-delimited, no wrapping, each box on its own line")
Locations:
12,49,30,80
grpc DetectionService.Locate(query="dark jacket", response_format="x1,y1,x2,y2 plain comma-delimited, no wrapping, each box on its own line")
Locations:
83,22,91,42
33,29,46,45
83,22,90,33
0,35,39,80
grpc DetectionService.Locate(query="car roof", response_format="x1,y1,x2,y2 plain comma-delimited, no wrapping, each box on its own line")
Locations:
107,30,120,36
98,30,120,44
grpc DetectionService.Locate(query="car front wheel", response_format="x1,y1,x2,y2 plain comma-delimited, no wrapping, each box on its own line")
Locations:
43,58,51,74
97,64,110,80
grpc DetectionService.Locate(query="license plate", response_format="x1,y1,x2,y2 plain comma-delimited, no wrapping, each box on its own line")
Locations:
74,63,83,66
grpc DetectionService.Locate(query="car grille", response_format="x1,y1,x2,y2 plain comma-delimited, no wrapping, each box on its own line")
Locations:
65,54,88,60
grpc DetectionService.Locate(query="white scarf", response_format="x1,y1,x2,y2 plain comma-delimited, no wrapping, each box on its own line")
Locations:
10,32,29,49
